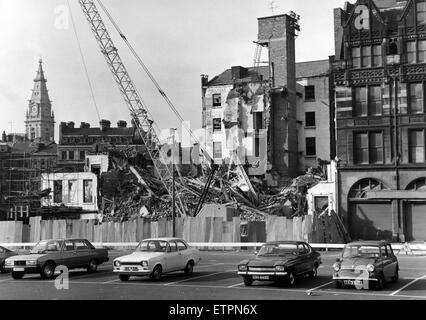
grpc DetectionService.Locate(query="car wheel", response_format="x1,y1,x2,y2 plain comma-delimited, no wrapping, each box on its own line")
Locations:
40,262,56,280
11,272,24,280
243,276,253,287
87,259,98,273
334,280,342,289
119,275,130,282
309,265,318,279
184,261,194,276
286,271,296,287
150,266,162,281
391,268,399,283
374,273,385,291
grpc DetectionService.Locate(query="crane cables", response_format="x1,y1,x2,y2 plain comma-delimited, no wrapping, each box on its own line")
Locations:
96,0,211,160
67,0,102,122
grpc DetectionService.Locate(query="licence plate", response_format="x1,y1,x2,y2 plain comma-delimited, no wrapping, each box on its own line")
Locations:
124,267,139,272
252,275,270,280
344,280,357,285
13,268,24,272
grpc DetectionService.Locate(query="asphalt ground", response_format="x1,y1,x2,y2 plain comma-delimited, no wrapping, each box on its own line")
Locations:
1,251,426,300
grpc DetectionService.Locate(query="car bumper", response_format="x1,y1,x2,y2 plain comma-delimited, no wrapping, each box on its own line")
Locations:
4,266,40,273
238,271,288,280
333,274,378,282
113,267,151,276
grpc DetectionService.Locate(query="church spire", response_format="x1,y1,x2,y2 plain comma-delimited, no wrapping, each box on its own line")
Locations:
31,58,51,104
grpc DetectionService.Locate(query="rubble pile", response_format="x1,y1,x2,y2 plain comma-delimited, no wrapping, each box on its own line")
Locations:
99,152,326,223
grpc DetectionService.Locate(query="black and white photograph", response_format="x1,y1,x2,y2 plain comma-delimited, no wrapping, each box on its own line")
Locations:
1,0,426,311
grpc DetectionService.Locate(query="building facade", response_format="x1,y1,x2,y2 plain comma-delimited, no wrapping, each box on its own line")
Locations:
25,59,55,143
202,14,332,184
333,0,426,242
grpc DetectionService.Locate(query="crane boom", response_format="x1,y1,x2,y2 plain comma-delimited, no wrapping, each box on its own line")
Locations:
78,0,186,215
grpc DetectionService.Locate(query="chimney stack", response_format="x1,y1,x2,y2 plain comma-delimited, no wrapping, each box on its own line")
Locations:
67,122,75,129
100,120,111,131
2,131,6,142
117,120,127,128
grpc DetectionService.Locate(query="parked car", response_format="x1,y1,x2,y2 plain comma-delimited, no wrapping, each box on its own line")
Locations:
333,241,399,290
4,239,109,280
237,241,322,287
0,246,18,273
113,238,201,282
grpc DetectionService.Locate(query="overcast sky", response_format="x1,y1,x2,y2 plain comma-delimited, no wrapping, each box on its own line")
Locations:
0,0,345,141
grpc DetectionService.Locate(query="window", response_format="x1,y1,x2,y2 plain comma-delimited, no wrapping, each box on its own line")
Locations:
254,113,263,130
409,130,425,163
305,137,316,156
176,240,188,251
168,241,178,252
64,241,75,251
68,151,75,161
410,83,424,114
305,112,316,127
213,142,222,159
314,196,329,212
74,240,89,251
407,41,416,64
352,47,361,68
369,86,382,115
418,1,426,24
83,180,93,203
61,151,67,160
68,180,77,203
79,150,86,160
54,180,63,204
419,40,426,63
213,118,222,132
305,85,315,100
372,45,382,67
369,132,383,164
212,94,222,107
362,46,371,67
355,133,369,164
355,87,368,116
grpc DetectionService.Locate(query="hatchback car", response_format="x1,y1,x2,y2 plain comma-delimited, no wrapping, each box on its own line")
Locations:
113,238,201,282
333,241,399,290
0,246,18,273
4,239,109,279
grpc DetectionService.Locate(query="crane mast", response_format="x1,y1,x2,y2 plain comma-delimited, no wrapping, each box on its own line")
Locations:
78,0,186,215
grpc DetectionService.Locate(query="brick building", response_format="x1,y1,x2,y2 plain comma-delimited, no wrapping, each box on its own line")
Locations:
202,13,332,183
332,0,426,242
58,120,144,172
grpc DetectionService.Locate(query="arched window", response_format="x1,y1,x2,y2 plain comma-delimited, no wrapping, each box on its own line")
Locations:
406,178,426,191
349,179,388,199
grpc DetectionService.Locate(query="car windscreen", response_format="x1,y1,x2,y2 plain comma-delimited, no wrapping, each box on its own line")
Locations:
342,245,380,259
135,240,168,253
30,240,62,254
258,244,298,256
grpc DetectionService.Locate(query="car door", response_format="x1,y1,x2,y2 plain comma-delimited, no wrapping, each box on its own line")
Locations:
59,240,78,268
380,245,394,281
304,243,317,271
165,241,181,272
73,240,91,267
386,244,398,278
176,240,190,267
294,244,309,275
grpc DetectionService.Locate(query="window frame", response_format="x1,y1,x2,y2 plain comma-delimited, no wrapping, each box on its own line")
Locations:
304,85,316,101
212,94,222,107
212,118,222,132
354,131,384,165
417,0,426,25
305,112,316,127
409,129,426,164
354,85,383,117
213,141,222,159
351,45,382,69
305,137,317,157
409,82,425,114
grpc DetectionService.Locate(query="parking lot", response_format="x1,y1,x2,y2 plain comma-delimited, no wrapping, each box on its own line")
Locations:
1,251,426,300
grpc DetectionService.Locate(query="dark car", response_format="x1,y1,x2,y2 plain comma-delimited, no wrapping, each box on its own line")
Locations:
0,246,18,273
237,241,322,287
333,241,399,290
4,239,109,280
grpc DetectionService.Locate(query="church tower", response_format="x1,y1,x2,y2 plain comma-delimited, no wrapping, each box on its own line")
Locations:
25,59,55,142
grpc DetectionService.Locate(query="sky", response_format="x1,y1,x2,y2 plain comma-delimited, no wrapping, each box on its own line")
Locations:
0,0,346,141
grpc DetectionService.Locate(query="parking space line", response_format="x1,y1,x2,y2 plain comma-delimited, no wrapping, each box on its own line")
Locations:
102,279,120,284
227,282,243,288
196,263,225,269
164,271,231,286
390,275,426,296
306,281,334,294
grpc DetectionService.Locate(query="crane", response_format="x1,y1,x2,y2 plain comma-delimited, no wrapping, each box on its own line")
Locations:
78,0,187,216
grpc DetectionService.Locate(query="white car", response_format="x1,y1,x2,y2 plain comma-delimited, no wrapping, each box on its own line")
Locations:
113,238,201,282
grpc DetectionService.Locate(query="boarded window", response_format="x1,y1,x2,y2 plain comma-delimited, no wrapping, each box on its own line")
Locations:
212,94,222,107
305,137,316,156
83,180,93,203
305,112,316,127
213,142,222,159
